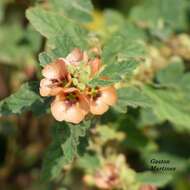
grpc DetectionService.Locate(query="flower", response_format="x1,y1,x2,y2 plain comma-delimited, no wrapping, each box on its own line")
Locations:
51,90,89,124
40,59,70,97
64,48,88,66
139,184,157,190
42,59,68,80
90,86,117,115
94,164,120,189
88,57,101,77
39,48,117,123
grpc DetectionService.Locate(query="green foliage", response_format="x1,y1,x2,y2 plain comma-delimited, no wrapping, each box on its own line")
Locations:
0,82,44,115
113,87,153,113
0,0,190,189
102,34,145,64
143,85,190,130
89,33,146,87
130,0,188,30
141,60,190,130
49,0,93,23
90,60,140,87
0,24,41,65
42,121,91,181
137,172,173,187
26,7,87,40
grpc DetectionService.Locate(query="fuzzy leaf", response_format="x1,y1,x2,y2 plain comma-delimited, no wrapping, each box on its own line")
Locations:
50,0,93,23
42,121,91,181
26,7,86,39
130,0,188,31
102,34,145,64
113,87,153,113
156,59,185,87
90,60,140,87
143,85,190,130
0,82,44,116
39,34,87,66
137,172,172,187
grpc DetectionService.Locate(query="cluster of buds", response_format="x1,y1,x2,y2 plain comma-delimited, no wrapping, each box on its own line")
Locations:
39,48,117,124
94,163,120,189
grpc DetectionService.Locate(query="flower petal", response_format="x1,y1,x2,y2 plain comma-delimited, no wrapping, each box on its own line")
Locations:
89,58,101,76
100,86,117,106
64,105,86,124
90,98,109,115
51,99,67,122
42,59,67,79
66,48,84,65
78,94,90,115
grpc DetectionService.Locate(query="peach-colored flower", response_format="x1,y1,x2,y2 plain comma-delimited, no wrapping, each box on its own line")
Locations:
40,59,71,97
90,86,117,115
65,48,88,66
139,184,157,190
88,58,101,77
42,59,67,80
95,164,120,189
39,48,117,123
51,91,89,124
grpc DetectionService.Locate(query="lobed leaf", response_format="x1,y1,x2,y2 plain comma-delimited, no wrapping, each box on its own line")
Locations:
130,0,188,31
49,0,93,23
90,60,140,87
26,7,86,39
143,85,190,130
137,172,173,187
113,87,153,113
42,121,91,181
0,82,44,116
102,34,145,64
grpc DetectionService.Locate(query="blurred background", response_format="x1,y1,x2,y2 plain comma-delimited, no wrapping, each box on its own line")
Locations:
0,0,190,190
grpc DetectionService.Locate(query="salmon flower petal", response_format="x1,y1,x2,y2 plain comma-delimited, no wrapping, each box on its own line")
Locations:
51,92,90,124
89,58,101,76
89,86,117,115
66,48,84,65
42,59,67,80
99,86,117,106
90,98,109,115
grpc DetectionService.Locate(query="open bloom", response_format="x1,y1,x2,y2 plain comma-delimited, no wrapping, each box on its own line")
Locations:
90,86,117,115
40,59,70,97
39,48,117,123
51,90,89,124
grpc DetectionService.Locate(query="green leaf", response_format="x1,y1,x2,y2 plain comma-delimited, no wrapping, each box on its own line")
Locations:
143,85,190,130
39,34,88,66
137,172,172,187
90,60,140,87
130,0,188,31
77,152,100,172
113,87,153,113
26,7,86,39
42,121,91,181
119,117,157,152
0,82,44,116
139,108,162,127
102,34,145,64
50,0,93,23
103,9,125,33
156,58,185,87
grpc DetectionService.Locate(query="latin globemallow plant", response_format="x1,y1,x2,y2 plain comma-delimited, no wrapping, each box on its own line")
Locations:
39,48,117,124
